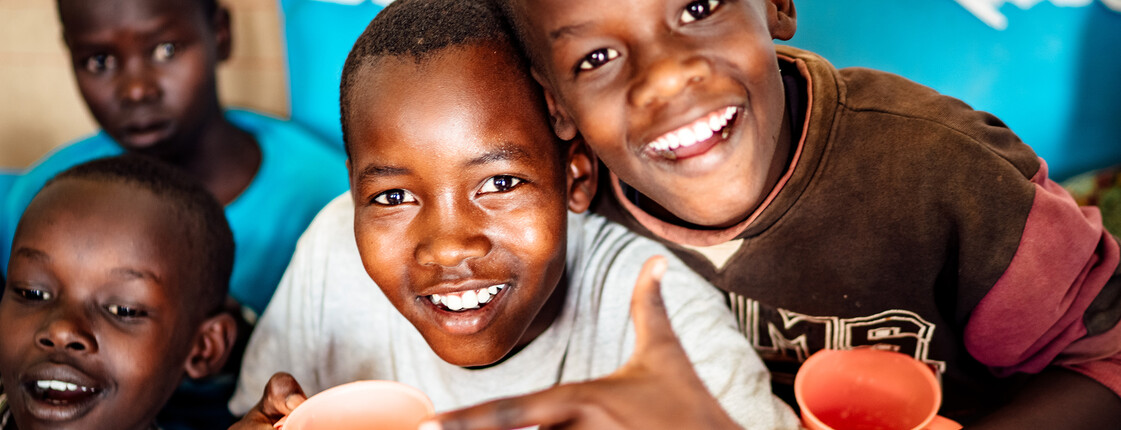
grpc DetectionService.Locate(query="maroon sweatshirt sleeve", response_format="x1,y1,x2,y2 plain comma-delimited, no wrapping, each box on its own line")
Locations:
964,159,1121,395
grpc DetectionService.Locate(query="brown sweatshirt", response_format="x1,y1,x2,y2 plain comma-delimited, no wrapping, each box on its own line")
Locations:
592,44,1121,422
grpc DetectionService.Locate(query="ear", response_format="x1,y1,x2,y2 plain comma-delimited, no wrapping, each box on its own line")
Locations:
183,312,237,380
565,138,598,214
213,7,233,62
766,0,797,41
532,68,579,141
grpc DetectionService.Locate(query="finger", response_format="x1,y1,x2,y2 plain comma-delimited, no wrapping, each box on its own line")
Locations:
629,256,678,353
427,385,587,430
261,372,307,418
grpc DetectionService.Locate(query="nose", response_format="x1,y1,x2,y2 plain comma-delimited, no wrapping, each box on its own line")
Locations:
628,45,712,108
118,63,161,104
36,309,97,354
414,202,492,268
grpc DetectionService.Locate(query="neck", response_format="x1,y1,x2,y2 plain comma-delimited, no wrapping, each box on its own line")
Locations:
157,110,261,205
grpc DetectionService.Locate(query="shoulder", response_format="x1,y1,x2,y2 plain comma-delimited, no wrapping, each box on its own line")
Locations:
226,109,345,161
299,192,358,250
570,213,719,310
227,109,350,199
834,67,1039,177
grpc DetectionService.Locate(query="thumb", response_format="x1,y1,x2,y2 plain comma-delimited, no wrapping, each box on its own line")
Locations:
629,256,679,355
262,372,307,418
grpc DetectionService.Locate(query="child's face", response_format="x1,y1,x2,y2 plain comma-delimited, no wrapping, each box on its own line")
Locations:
513,0,795,227
347,43,579,367
0,179,204,430
58,0,226,156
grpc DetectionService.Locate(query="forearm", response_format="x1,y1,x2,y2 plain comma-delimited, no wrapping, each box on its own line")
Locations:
968,367,1121,429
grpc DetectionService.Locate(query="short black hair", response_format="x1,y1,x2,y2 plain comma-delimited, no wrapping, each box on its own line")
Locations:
42,155,234,319
56,0,220,26
492,0,545,72
339,0,522,157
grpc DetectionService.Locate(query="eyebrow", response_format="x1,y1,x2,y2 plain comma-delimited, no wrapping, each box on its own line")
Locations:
110,267,161,283
356,164,410,184
357,143,534,183
548,21,594,41
466,143,533,167
13,248,50,263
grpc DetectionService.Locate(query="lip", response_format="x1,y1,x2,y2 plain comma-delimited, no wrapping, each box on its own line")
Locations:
17,362,108,423
119,119,173,147
640,105,741,162
417,280,511,336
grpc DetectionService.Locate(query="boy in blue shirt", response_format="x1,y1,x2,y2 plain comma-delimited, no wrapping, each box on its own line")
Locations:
2,0,348,318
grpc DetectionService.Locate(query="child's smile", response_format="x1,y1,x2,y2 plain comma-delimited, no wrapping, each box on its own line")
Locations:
346,41,574,367
426,283,507,312
512,0,797,227
419,278,512,336
644,106,739,161
17,361,107,422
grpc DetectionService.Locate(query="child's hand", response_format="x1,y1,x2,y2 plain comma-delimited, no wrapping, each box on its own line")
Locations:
420,256,741,430
229,372,308,430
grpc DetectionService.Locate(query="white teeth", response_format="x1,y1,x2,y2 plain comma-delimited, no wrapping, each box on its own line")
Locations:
693,122,713,141
461,290,478,308
708,114,723,131
38,380,87,392
444,294,463,311
665,131,680,149
647,106,738,154
428,285,505,312
676,127,695,148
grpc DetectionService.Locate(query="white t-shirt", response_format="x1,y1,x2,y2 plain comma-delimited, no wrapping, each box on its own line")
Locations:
230,194,797,429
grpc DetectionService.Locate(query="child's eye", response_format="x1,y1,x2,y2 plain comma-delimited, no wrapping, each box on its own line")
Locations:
479,175,524,194
681,0,722,24
106,304,147,318
152,42,176,62
576,48,620,72
84,54,117,73
14,287,52,302
372,189,417,206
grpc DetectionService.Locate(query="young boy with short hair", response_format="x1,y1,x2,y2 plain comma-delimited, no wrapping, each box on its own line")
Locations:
227,1,797,429
0,155,237,430
464,0,1121,427
1,0,348,318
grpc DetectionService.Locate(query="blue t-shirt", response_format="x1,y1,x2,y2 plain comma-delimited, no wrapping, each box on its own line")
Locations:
1,109,349,315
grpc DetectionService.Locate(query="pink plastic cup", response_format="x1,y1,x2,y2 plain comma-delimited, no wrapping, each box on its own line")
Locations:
794,349,962,430
275,380,434,430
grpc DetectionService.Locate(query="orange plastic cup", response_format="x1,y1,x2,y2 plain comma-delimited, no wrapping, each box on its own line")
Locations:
276,380,434,430
794,349,962,430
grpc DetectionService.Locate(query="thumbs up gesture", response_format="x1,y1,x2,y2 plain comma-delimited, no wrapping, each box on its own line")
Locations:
422,256,742,430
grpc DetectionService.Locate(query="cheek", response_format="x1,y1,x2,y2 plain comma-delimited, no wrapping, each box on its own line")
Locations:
354,220,411,286
76,77,116,118
502,209,567,274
